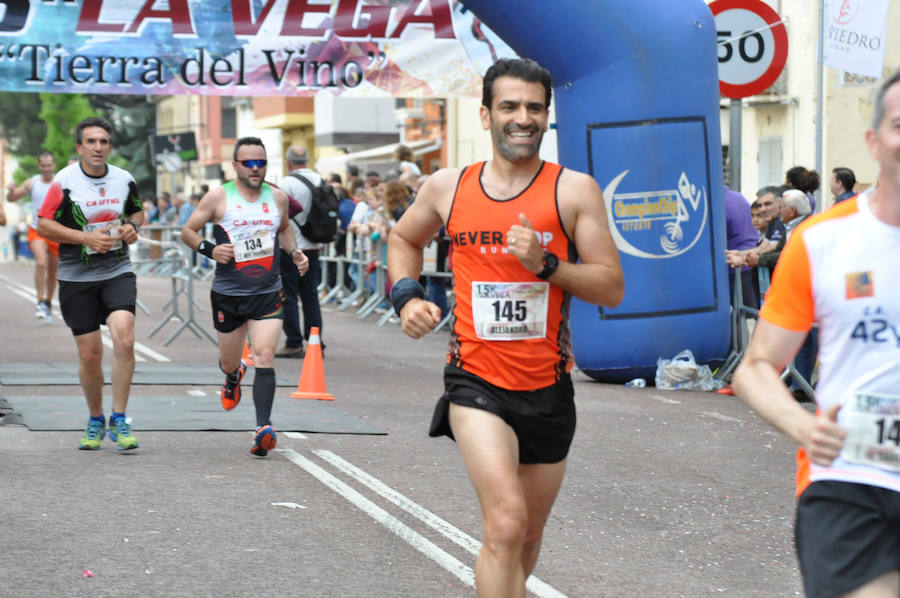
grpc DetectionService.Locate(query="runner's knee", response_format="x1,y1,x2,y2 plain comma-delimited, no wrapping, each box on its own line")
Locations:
482,505,528,555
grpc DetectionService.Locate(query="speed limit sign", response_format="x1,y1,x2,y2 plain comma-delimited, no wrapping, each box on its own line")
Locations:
709,0,788,99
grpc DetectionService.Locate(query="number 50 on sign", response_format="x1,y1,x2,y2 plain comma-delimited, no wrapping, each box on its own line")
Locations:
709,0,788,99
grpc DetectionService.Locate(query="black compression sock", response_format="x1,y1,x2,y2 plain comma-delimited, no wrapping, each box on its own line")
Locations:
252,367,276,428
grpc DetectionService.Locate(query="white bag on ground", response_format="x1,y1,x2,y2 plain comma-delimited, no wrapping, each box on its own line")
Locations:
655,349,717,391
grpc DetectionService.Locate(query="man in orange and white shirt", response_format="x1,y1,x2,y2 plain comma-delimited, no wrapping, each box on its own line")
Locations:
734,70,900,598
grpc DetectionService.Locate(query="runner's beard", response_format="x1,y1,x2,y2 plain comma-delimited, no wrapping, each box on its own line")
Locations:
491,121,543,163
238,173,263,189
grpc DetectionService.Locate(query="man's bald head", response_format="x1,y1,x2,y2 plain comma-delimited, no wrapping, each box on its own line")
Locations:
286,145,308,168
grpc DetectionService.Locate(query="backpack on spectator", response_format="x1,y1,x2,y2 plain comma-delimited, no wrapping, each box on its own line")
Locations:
287,173,340,243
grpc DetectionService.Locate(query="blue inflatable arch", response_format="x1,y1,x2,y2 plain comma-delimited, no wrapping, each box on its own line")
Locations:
461,0,730,382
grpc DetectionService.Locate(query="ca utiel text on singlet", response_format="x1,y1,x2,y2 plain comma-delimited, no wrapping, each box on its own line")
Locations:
212,181,282,296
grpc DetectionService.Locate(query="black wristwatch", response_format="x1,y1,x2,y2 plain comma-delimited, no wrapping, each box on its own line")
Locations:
536,251,559,280
126,221,140,234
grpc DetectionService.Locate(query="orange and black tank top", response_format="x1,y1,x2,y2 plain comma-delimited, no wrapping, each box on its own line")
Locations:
447,161,575,390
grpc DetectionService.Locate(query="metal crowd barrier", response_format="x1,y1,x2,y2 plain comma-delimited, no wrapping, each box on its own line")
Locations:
316,231,454,329
715,265,815,400
133,224,216,346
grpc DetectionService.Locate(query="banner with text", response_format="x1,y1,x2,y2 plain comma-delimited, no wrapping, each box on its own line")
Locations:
823,0,891,78
0,0,515,97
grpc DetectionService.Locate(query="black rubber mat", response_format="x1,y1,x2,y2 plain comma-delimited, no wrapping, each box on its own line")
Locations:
0,394,383,434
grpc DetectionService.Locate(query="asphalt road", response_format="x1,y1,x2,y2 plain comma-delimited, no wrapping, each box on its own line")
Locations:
0,259,803,597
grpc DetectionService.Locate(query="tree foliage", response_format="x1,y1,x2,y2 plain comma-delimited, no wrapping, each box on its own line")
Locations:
0,92,156,195
90,95,156,196
39,93,98,169
0,93,43,158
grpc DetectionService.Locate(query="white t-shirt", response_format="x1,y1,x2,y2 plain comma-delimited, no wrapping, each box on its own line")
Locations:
761,192,900,494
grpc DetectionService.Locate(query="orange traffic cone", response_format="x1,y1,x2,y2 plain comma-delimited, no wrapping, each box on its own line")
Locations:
290,327,334,401
241,339,254,367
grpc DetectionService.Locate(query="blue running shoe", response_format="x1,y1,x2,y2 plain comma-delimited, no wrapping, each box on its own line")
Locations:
250,425,277,457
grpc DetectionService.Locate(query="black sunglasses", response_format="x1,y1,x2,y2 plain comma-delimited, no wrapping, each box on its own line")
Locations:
239,159,267,169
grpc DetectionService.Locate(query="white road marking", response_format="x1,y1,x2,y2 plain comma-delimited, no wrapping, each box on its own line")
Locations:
187,389,206,396
648,394,682,405
278,448,475,588
702,411,743,423
283,431,307,439
313,449,567,598
271,502,307,509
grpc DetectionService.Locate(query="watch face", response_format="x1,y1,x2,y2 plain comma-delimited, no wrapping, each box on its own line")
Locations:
543,252,559,268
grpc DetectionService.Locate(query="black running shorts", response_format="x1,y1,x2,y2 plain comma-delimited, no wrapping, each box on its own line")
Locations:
58,272,136,336
210,289,284,333
795,480,900,598
430,364,576,465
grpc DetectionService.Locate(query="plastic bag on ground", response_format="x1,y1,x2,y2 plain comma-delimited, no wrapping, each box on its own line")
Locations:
655,349,718,391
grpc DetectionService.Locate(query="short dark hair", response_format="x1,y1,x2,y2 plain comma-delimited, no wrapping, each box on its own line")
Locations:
233,136,265,160
482,58,552,109
832,167,856,192
75,117,113,144
37,150,55,162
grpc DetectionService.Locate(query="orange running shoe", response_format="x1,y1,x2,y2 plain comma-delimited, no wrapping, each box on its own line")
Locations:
221,361,247,411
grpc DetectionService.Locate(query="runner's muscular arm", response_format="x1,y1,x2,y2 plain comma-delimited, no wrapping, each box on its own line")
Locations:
387,168,457,337
733,320,846,466
181,187,233,264
509,170,624,307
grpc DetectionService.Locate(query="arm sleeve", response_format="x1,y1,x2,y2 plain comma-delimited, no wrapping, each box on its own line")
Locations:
124,180,142,216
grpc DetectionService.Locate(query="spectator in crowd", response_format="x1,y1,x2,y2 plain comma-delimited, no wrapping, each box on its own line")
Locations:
383,180,413,224
275,145,325,359
174,192,192,226
750,200,768,243
785,166,820,213
756,185,786,251
829,167,856,203
364,170,382,189
394,144,422,178
764,189,817,400
348,187,387,295
325,183,357,295
723,185,759,309
157,192,177,224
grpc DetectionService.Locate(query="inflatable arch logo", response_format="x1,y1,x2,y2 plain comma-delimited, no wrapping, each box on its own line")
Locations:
604,169,708,259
